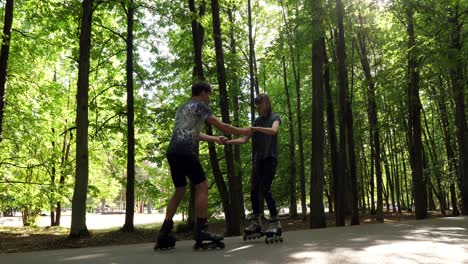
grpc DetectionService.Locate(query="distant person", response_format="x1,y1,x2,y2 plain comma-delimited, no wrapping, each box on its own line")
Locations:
226,93,283,243
154,81,252,250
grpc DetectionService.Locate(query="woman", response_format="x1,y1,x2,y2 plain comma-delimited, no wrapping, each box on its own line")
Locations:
227,93,282,241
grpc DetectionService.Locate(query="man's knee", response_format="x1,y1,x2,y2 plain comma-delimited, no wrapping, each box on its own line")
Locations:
174,187,186,199
194,180,208,194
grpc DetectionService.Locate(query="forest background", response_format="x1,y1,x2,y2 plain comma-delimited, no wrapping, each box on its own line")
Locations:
0,0,466,241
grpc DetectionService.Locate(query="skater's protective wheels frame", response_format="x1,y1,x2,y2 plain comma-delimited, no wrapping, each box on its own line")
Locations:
265,237,283,244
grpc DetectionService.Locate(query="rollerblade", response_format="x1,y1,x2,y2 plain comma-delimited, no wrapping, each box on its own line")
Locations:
243,215,263,241
154,219,176,250
193,218,225,250
264,216,283,244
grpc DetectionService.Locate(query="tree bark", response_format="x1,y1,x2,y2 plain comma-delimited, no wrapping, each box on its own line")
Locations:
122,0,135,232
433,81,460,216
309,0,326,227
70,0,94,238
323,37,339,221
227,6,245,221
0,0,14,141
356,13,382,221
406,5,427,219
335,0,352,226
210,0,241,235
448,5,468,215
282,55,297,217
281,1,307,218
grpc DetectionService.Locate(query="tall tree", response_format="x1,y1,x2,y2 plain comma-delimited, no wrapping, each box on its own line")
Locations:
281,0,307,218
227,5,245,221
122,0,136,232
0,0,14,141
188,0,234,231
323,38,339,218
70,0,94,238
210,0,242,235
356,9,383,222
309,0,326,228
406,3,427,219
448,4,468,215
281,54,297,217
335,0,349,226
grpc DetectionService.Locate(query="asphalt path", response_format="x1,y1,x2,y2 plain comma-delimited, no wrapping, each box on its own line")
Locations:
1,216,467,264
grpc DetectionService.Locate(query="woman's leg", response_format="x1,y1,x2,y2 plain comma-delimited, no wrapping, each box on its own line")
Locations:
262,158,278,217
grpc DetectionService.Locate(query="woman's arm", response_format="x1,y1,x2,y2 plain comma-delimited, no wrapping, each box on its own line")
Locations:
252,120,280,136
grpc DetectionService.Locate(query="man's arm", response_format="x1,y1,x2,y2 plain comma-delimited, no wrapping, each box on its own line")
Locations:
206,115,251,136
199,133,227,144
252,120,280,136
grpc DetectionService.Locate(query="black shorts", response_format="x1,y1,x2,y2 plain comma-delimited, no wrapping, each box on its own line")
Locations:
166,153,206,188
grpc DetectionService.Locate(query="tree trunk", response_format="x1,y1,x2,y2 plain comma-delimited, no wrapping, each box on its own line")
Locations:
70,0,94,238
406,5,427,219
335,0,351,226
281,1,307,218
227,6,245,221
434,80,460,216
422,108,446,215
323,37,339,221
0,0,14,141
50,129,57,226
210,0,241,235
122,0,136,232
282,55,297,218
206,125,233,234
356,12,382,221
56,129,72,226
390,128,402,214
309,1,326,227
448,5,468,215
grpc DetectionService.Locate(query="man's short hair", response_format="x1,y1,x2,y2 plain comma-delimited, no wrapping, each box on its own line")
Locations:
192,81,212,96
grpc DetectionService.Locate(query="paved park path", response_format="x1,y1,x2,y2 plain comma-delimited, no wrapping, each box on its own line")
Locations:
1,216,467,264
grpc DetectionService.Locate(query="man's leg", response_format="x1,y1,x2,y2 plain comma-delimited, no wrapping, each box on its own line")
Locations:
193,180,223,246
164,187,186,220
194,180,208,218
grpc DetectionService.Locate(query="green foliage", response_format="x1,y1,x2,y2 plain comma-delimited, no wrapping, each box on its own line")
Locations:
0,0,464,225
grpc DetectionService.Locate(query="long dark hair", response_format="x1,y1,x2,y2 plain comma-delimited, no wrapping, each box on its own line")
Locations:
254,93,272,117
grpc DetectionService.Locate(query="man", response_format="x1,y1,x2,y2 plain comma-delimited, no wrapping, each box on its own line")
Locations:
154,81,251,250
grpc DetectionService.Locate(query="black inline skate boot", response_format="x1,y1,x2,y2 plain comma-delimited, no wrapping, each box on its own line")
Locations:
154,219,176,250
243,215,263,241
193,218,225,250
264,216,283,244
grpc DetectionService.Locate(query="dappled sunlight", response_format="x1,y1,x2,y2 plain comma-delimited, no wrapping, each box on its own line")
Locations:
404,226,468,242
226,244,254,253
62,253,110,261
349,237,370,242
289,251,329,264
303,243,318,247
364,241,467,263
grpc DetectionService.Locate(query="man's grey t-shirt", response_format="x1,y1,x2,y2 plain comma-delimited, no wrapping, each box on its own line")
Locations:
167,100,212,156
252,113,281,160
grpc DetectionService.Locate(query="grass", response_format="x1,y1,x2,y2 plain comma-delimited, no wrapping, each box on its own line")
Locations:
0,211,447,254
